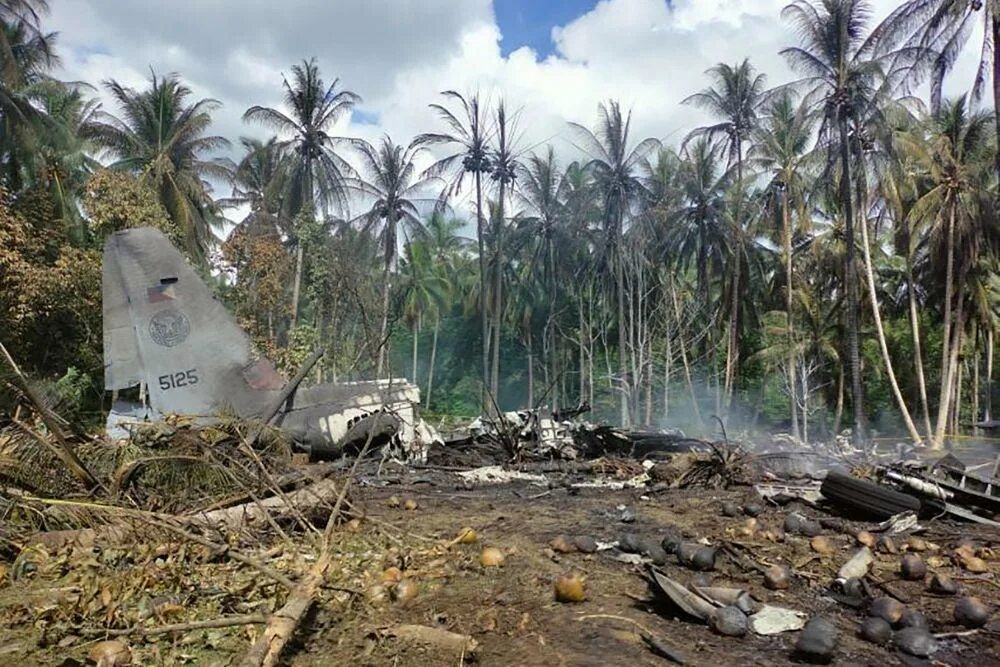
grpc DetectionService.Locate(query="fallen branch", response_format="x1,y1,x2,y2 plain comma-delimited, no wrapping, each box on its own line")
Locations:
238,413,389,667
0,341,101,490
24,477,345,551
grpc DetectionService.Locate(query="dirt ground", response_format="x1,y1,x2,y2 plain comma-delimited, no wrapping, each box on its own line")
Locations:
2,465,999,666
294,468,1000,667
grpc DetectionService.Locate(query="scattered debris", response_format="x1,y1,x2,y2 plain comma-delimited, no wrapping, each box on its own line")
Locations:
748,606,807,635
838,547,874,580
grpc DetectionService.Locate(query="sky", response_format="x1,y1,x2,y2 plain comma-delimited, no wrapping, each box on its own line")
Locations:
45,0,984,214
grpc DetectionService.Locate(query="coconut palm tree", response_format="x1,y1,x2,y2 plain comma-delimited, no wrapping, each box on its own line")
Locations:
244,58,359,326
400,238,448,394
0,0,47,82
488,99,521,401
32,81,100,238
683,60,769,402
874,0,1000,160
780,0,915,442
570,101,659,426
243,58,358,218
904,95,994,445
85,71,230,262
346,135,435,377
420,212,467,407
219,136,287,236
750,91,817,438
414,91,493,404
517,146,568,408
0,18,58,193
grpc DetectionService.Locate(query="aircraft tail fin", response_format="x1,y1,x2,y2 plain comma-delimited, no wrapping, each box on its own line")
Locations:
102,227,284,417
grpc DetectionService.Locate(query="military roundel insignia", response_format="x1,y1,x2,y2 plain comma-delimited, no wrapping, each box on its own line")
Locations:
149,308,191,347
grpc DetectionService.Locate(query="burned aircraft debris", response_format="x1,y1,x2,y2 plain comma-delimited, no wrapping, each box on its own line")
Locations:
101,227,440,459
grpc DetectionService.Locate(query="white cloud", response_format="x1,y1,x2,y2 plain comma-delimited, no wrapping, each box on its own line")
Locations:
46,0,986,216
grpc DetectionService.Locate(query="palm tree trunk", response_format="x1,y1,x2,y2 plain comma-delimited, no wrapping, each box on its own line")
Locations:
833,362,844,436
993,16,1000,183
645,357,653,426
376,268,391,378
987,327,994,422
907,261,933,439
954,356,964,434
617,231,629,426
476,170,489,411
491,180,505,405
934,204,957,447
724,146,744,410
527,329,534,408
425,317,439,409
664,328,672,417
588,283,595,406
783,188,799,440
411,314,420,385
973,332,980,426
578,294,586,403
290,243,303,330
859,198,923,444
838,115,864,444
800,360,809,444
670,281,701,424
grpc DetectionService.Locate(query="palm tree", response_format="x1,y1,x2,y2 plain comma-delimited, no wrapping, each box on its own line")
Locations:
0,18,58,192
488,99,521,401
683,60,769,403
414,91,492,405
29,82,100,239
85,71,230,261
667,136,732,416
904,95,994,445
570,101,659,426
877,128,935,438
400,238,448,395
346,135,435,377
243,58,360,326
517,146,565,409
874,0,1000,173
421,213,467,407
668,137,731,317
0,1,47,86
780,0,912,442
219,136,286,236
750,91,817,438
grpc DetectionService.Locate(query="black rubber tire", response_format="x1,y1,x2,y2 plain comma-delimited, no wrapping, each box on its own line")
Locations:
820,470,921,520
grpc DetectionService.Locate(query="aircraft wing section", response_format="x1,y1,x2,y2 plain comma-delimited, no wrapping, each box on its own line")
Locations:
102,228,285,417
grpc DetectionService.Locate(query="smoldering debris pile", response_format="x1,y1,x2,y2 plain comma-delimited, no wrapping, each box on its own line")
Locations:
2,371,999,666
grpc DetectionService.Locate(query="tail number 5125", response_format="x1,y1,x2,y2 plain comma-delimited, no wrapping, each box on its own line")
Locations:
158,369,198,391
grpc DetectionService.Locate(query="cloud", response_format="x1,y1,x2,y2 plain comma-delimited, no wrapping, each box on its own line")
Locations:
46,0,985,214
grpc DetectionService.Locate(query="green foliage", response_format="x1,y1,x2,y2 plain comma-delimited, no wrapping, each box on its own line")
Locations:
0,187,102,411
81,168,176,244
1,0,998,448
